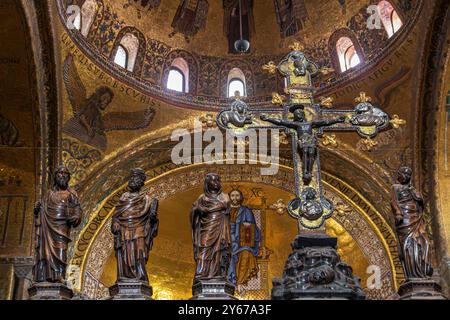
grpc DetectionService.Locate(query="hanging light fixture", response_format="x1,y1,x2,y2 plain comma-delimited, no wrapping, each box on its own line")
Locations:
234,0,250,53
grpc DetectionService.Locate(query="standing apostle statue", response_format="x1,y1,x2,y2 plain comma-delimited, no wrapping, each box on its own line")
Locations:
109,168,159,299
29,165,82,299
391,166,446,299
190,173,236,299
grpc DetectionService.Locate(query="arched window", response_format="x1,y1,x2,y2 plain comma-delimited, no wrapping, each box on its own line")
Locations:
227,68,246,97
80,0,98,37
113,33,139,72
114,45,128,69
73,10,81,31
166,58,189,93
377,1,403,38
336,37,360,72
228,79,245,98
167,68,185,92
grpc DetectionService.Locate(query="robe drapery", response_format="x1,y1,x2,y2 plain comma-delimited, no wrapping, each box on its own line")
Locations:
112,192,158,282
191,183,231,282
228,206,261,285
33,189,82,282
391,185,433,279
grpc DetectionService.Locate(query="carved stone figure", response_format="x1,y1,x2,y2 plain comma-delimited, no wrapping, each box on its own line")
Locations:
62,54,155,152
219,98,252,128
390,166,433,279
32,166,82,283
111,168,159,283
272,234,365,300
261,105,345,185
298,187,323,221
350,102,389,127
227,189,261,288
191,173,231,282
291,51,318,78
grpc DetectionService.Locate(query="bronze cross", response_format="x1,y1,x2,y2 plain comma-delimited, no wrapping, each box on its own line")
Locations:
216,42,405,231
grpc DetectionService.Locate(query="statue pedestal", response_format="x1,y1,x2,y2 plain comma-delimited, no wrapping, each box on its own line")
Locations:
191,279,237,300
398,279,447,300
108,280,153,300
28,282,73,300
271,233,365,300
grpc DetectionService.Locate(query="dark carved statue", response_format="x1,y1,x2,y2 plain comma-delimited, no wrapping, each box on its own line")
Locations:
191,173,235,300
299,187,323,221
390,166,433,279
350,101,389,128
272,234,365,300
219,99,253,128
32,165,82,284
191,173,231,282
111,168,159,283
291,51,318,78
390,167,447,299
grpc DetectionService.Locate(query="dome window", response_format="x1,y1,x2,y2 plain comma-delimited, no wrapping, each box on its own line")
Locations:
167,58,189,93
227,68,246,97
73,11,81,31
336,37,360,72
167,68,185,92
377,1,403,38
113,33,140,72
80,0,98,37
114,45,128,70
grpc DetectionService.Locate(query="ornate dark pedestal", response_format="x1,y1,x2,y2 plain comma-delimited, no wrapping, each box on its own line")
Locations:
191,280,237,300
271,233,365,300
28,282,73,300
108,280,153,300
398,279,447,300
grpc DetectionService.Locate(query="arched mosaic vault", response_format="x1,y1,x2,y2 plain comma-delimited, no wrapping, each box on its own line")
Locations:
69,163,401,300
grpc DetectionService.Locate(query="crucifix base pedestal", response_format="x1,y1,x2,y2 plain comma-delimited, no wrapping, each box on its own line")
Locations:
398,279,447,300
108,280,153,300
271,233,365,300
28,282,73,300
191,279,237,300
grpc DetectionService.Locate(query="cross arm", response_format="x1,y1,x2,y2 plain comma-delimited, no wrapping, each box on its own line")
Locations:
260,115,297,129
312,116,346,128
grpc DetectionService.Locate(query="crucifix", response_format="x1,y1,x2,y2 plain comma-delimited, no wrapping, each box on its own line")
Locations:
216,42,405,231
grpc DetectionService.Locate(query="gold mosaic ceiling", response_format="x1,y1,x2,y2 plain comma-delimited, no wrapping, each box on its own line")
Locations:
106,0,372,57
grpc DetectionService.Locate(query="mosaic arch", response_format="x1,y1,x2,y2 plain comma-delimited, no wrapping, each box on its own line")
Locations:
69,163,403,300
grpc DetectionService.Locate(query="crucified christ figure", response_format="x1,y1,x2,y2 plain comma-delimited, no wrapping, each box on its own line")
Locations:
260,105,346,185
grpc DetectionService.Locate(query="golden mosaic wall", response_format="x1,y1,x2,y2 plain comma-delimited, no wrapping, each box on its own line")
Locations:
0,0,38,258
